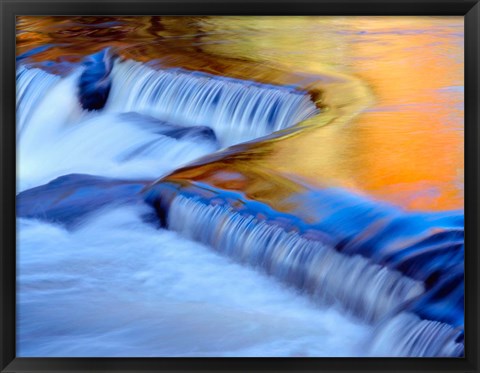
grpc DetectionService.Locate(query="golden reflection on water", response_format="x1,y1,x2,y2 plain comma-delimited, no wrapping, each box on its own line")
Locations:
17,16,464,211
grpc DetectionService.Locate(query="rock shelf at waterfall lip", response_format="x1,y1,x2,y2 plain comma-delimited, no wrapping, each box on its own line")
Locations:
17,54,326,147
104,59,320,147
17,54,322,149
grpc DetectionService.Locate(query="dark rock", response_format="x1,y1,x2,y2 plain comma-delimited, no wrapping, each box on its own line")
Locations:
17,174,150,228
78,48,117,111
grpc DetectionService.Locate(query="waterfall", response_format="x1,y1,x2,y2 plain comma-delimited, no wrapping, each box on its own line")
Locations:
16,49,463,357
16,66,61,137
18,52,318,150
144,181,464,357
369,312,464,357
15,62,219,192
105,60,319,146
166,195,425,324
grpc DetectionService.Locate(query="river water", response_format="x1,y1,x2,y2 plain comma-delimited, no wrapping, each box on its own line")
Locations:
16,16,463,357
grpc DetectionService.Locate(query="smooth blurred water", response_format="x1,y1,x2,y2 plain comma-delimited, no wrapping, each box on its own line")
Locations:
16,16,464,357
16,67,219,192
16,58,370,357
17,206,370,357
105,60,317,146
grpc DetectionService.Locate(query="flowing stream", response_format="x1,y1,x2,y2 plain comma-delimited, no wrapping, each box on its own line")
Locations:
16,60,372,357
16,17,464,357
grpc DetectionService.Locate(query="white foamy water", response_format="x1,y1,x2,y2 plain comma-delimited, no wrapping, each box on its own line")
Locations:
105,60,318,146
17,206,370,357
16,68,218,192
17,63,370,357
16,66,61,138
167,195,425,324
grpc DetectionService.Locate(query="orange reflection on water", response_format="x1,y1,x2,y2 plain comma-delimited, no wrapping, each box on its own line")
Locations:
341,17,463,211
17,16,464,212
262,17,463,211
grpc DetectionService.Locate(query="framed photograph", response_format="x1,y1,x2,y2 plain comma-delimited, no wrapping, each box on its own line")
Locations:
1,0,479,372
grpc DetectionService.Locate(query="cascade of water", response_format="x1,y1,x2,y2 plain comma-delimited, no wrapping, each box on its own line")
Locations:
16,62,220,192
17,111,219,192
105,60,319,146
165,195,425,324
144,181,464,357
16,50,464,357
16,66,61,137
17,67,86,191
369,312,464,357
17,205,371,357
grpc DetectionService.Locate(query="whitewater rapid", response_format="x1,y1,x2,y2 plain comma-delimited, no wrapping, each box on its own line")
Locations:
16,54,463,357
17,207,370,357
16,61,372,357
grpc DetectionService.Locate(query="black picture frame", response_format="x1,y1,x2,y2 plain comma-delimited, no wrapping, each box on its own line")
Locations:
1,1,478,372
